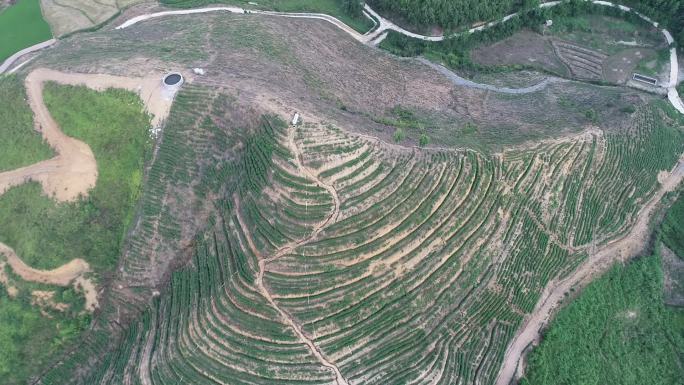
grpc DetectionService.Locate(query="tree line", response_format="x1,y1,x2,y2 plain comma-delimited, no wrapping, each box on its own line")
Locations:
367,0,539,30
619,0,684,47
367,0,682,47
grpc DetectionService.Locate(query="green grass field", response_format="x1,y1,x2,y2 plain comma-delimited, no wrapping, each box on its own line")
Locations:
522,192,684,385
0,0,52,62
159,0,374,33
0,83,151,271
0,83,150,384
0,76,54,172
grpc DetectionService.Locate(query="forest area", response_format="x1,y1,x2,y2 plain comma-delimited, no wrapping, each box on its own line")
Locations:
368,0,536,30
368,0,684,46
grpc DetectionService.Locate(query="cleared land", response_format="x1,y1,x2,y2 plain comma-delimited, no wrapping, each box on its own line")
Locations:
159,0,374,33
0,0,52,62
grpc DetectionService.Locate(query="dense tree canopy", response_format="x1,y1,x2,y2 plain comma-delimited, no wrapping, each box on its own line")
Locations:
370,0,682,46
620,0,684,46
368,0,537,30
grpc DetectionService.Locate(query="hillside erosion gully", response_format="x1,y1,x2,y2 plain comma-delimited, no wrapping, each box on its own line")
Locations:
1,1,682,112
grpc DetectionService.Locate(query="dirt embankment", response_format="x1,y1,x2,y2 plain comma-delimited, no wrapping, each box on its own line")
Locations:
0,68,173,201
495,154,684,385
0,68,175,312
0,242,97,310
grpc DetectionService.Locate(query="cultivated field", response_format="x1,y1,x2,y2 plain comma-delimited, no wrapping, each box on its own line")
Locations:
41,0,145,36
1,5,683,385
471,13,667,85
36,80,684,383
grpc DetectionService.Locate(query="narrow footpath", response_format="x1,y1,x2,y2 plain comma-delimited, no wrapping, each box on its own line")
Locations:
243,123,346,385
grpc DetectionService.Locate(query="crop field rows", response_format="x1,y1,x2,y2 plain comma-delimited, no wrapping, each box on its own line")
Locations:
552,41,608,80
38,86,684,384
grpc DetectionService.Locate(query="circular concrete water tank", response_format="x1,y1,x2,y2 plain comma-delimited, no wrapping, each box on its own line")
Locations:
162,72,184,91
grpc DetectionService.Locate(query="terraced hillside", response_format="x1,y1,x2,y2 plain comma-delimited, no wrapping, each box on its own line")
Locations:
38,82,684,383
551,41,607,81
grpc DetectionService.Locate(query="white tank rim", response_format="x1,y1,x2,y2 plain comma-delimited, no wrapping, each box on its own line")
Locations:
162,72,184,89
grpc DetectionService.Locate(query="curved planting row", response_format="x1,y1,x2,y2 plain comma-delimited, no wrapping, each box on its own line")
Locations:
40,98,684,384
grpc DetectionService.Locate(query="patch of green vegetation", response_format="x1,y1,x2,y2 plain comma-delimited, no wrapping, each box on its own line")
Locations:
461,122,478,135
0,0,52,62
393,127,405,142
372,105,426,129
419,132,430,146
159,0,374,33
0,282,90,385
549,14,591,33
661,191,684,259
546,14,661,54
0,83,151,271
372,106,440,144
584,108,598,124
522,254,684,385
0,75,54,172
620,105,636,114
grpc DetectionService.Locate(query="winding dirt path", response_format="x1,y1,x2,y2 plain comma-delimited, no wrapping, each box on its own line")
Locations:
248,123,346,385
0,68,175,312
0,242,98,310
0,68,173,201
495,154,684,385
